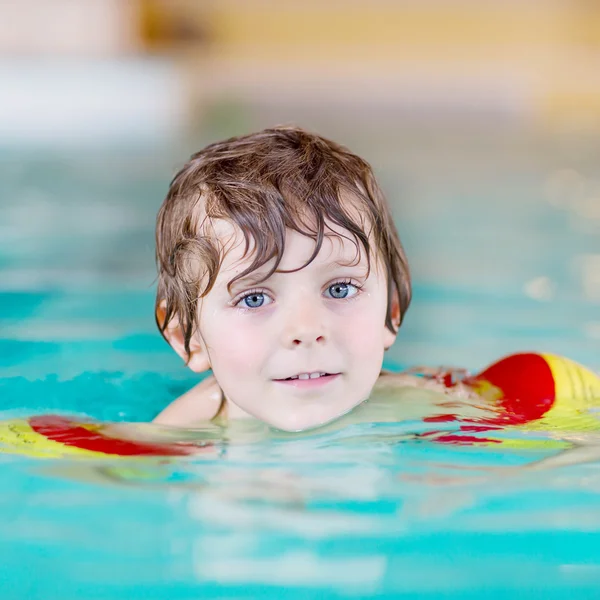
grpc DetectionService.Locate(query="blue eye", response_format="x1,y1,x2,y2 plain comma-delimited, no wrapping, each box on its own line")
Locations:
236,291,272,309
243,293,264,308
326,282,358,299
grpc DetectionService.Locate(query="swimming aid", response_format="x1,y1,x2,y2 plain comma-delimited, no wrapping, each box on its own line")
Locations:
0,353,598,458
419,353,600,446
0,415,209,459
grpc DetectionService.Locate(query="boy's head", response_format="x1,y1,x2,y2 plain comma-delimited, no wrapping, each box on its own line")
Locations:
156,126,411,431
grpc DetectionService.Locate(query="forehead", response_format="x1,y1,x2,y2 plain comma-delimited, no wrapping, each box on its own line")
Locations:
210,217,370,277
218,219,366,270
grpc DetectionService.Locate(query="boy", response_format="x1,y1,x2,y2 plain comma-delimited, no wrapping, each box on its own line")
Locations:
151,126,600,436
152,126,444,432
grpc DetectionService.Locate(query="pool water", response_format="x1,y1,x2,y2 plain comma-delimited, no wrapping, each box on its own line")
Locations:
1,127,600,599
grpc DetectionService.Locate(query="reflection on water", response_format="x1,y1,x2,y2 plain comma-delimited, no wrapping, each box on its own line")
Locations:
3,410,600,598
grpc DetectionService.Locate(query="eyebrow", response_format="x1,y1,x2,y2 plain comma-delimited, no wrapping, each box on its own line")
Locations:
228,270,269,289
226,257,369,292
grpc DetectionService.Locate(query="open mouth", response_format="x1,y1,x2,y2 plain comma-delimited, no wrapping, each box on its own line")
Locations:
273,372,341,386
282,372,333,381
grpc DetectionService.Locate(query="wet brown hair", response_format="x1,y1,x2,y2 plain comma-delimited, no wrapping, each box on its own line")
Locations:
156,126,411,357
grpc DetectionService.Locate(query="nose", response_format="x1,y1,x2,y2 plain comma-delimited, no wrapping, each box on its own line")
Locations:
280,299,327,349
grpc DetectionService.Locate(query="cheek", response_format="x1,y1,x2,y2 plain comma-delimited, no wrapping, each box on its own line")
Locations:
339,312,384,361
336,295,387,352
203,313,268,377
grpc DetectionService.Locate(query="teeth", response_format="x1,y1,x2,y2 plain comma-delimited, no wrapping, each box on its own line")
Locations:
290,372,327,380
283,372,331,381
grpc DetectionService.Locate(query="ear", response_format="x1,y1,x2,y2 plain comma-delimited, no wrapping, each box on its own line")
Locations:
383,288,401,351
156,301,211,373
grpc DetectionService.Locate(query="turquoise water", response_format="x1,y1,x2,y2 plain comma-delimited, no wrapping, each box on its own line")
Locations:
1,131,600,598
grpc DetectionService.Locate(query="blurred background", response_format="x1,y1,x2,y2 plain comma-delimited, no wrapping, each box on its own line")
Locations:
1,0,599,417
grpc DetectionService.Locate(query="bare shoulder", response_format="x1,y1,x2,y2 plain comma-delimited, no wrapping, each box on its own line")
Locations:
374,370,448,393
375,367,481,397
153,375,224,427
